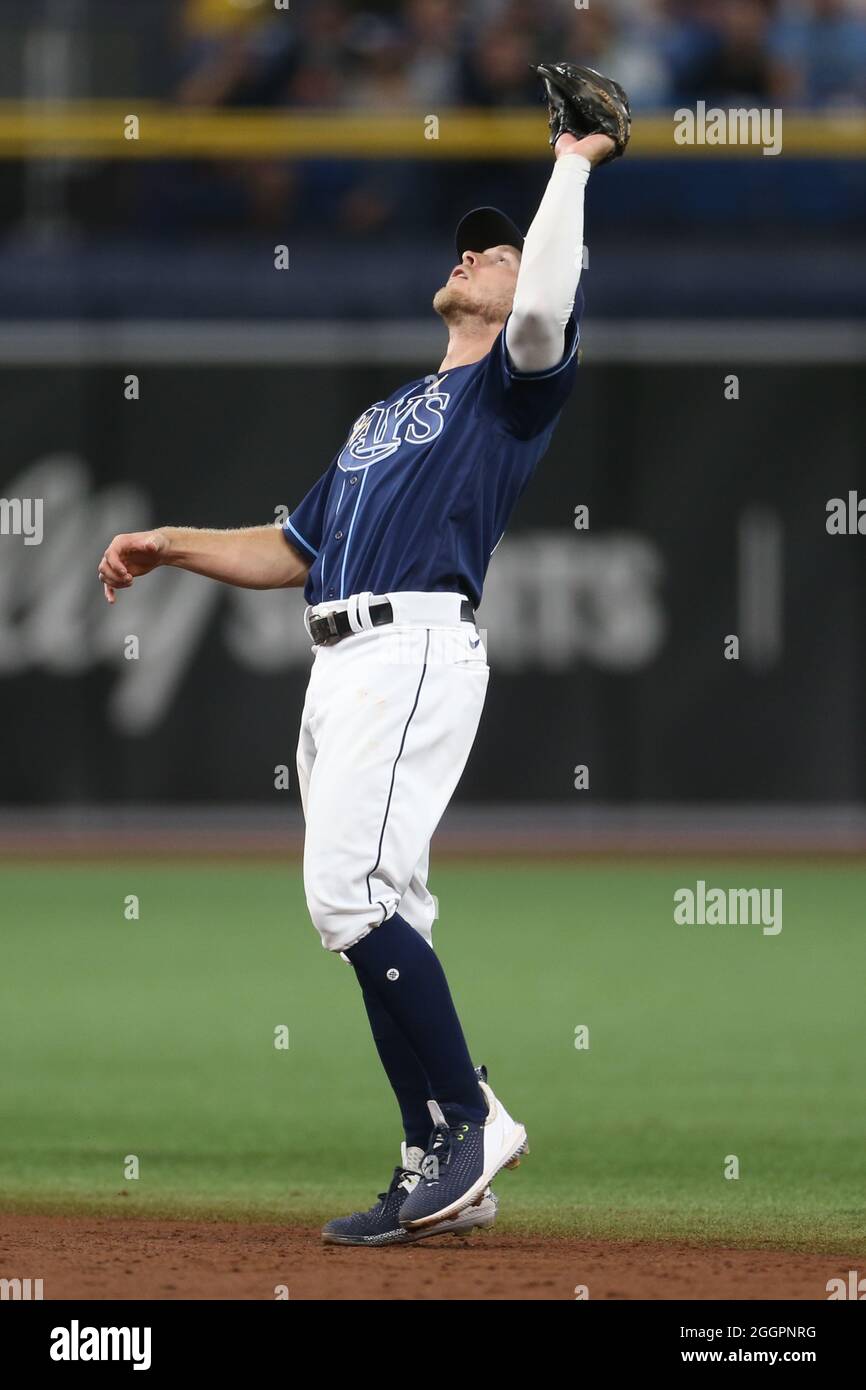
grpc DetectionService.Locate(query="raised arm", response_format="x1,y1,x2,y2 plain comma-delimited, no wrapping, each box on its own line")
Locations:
98,525,309,605
505,133,612,375
507,64,630,373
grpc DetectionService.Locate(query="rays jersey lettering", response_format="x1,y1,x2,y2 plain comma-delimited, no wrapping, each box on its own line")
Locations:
285,303,582,606
342,388,450,467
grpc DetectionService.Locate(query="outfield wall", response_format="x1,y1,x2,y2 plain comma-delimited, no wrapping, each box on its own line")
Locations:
0,326,863,806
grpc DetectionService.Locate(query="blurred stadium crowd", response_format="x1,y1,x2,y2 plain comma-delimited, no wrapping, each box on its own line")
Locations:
0,0,863,317
175,0,866,112
155,0,866,242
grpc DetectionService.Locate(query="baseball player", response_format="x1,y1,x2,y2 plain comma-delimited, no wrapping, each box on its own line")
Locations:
98,66,630,1246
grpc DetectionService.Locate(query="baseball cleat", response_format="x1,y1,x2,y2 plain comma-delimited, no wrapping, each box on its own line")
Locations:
398,1078,527,1230
321,1143,498,1246
475,1063,529,1169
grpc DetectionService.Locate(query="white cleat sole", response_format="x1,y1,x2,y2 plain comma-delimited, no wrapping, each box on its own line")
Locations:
321,1191,497,1246
414,1192,498,1240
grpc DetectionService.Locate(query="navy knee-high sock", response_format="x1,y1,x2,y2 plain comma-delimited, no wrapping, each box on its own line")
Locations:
357,973,432,1152
345,913,486,1123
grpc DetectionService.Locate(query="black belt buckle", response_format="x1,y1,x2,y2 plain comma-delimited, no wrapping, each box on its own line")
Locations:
309,610,342,646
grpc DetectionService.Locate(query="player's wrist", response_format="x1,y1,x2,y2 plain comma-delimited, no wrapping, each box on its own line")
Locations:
554,132,612,166
550,149,593,182
154,527,178,563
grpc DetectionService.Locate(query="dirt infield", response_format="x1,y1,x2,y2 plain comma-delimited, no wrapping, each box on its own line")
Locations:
0,1215,854,1300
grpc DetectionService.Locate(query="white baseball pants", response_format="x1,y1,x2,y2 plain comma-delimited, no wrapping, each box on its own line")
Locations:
295,592,489,954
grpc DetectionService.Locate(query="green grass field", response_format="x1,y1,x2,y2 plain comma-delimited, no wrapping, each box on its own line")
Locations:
1,860,864,1251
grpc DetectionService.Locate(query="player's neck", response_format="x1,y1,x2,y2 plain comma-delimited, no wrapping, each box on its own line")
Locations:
438,322,502,372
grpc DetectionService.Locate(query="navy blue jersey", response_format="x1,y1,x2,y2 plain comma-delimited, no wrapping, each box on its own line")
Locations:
284,296,582,609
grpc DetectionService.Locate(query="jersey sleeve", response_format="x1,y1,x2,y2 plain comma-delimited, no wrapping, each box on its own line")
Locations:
476,286,583,440
282,460,338,562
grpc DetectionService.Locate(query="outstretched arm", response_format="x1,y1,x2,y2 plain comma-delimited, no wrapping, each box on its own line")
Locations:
505,132,613,374
98,525,310,605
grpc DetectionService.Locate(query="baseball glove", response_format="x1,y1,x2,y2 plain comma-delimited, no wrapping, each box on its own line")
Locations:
534,62,631,163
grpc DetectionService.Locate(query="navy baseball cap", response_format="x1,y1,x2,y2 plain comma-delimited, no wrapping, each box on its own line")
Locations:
455,206,524,258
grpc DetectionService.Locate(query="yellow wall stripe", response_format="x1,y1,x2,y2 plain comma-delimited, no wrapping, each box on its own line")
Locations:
0,104,862,159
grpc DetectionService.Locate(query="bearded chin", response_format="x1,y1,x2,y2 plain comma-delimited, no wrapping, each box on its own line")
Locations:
433,284,512,328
